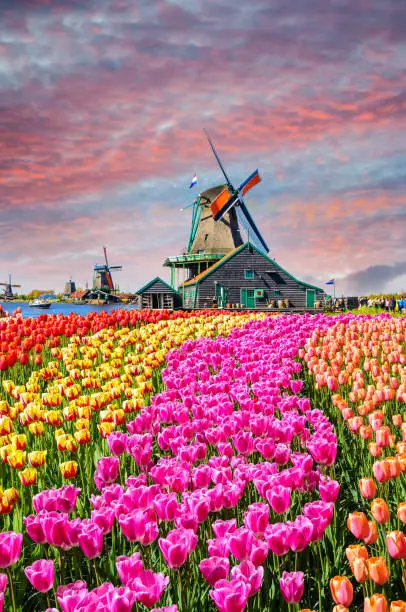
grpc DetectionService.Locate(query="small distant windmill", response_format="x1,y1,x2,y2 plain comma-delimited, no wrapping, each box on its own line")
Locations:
93,247,122,292
0,274,21,300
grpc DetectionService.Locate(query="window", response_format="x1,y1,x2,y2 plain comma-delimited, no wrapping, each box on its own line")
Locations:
204,234,209,241
274,290,281,297
244,269,255,279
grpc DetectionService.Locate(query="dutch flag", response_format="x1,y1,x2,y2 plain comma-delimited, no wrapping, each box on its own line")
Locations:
189,173,198,189
325,279,335,285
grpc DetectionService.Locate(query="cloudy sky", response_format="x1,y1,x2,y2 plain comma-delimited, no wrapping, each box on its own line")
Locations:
1,0,405,296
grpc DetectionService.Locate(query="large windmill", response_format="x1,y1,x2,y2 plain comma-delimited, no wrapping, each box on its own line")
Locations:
93,247,122,293
0,274,21,300
164,130,268,287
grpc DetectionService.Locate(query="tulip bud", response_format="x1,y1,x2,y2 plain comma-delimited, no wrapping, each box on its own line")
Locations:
359,478,377,499
364,594,388,612
371,498,390,524
347,512,369,539
366,556,390,585
330,576,353,607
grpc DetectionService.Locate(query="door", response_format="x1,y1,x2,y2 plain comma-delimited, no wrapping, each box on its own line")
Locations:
241,288,256,308
306,289,315,308
216,283,228,308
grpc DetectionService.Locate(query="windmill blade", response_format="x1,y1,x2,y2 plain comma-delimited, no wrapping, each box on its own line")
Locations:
0,283,8,286
103,246,109,267
11,284,21,288
109,266,122,270
238,169,261,197
210,187,239,221
203,129,233,189
236,199,269,253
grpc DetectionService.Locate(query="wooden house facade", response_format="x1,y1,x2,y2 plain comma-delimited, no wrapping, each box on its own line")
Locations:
181,242,324,309
136,277,181,310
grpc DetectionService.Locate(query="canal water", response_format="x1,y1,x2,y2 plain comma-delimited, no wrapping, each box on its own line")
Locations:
0,301,139,319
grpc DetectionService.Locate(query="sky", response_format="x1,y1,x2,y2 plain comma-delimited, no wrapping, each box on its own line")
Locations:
0,0,405,296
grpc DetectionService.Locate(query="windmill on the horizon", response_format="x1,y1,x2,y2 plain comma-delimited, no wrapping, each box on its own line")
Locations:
0,274,21,300
93,247,122,293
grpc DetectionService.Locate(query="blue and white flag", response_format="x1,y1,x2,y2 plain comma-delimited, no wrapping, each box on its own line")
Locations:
325,279,335,285
189,173,198,189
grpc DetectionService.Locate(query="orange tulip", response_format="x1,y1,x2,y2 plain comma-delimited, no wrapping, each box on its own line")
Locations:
360,425,373,440
364,520,379,545
60,461,78,479
387,456,401,478
390,601,406,612
364,594,388,612
346,544,368,565
371,498,390,524
367,556,390,585
19,467,37,486
393,414,403,427
359,478,377,499
369,442,383,458
347,512,369,539
398,503,406,524
386,531,406,560
333,607,349,612
329,576,353,607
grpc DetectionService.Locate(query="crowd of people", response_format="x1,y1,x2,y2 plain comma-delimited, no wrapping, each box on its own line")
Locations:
358,296,405,311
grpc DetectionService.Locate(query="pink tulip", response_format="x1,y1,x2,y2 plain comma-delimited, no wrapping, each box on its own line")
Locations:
231,560,264,596
119,509,159,545
228,528,253,562
280,571,304,604
319,478,340,503
130,570,169,608
78,523,104,559
199,557,230,586
212,519,237,539
96,457,120,486
107,432,128,456
151,607,178,612
210,578,251,612
159,528,198,569
266,485,291,514
244,506,269,537
24,559,54,593
0,574,7,593
0,532,23,568
264,523,291,556
116,553,144,586
91,507,115,535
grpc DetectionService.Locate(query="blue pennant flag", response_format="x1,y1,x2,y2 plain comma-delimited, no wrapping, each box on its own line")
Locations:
325,279,335,285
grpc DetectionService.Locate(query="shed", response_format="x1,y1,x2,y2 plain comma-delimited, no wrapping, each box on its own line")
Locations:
136,277,181,309
180,242,324,309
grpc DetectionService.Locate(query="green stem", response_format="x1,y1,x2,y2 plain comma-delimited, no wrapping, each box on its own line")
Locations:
6,567,17,612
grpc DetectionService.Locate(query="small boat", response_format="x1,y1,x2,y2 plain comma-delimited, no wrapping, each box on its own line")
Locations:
28,299,52,309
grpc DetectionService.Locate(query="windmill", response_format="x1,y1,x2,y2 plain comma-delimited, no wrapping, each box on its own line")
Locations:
0,274,21,300
164,130,268,287
93,247,122,293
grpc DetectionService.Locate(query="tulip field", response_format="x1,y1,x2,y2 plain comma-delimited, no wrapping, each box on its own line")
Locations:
0,309,405,611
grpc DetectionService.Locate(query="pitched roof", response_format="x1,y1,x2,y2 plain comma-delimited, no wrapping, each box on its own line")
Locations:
182,245,244,287
181,242,324,292
136,276,179,295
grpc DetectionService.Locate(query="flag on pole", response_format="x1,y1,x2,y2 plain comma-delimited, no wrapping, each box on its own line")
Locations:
189,174,198,188
325,279,335,285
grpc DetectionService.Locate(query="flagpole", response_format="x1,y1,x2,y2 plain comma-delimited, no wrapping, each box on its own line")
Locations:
334,283,335,300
